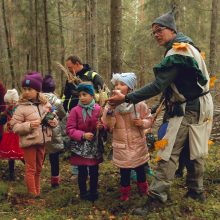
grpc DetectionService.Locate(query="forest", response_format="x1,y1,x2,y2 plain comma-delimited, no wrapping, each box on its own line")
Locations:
0,0,219,93
0,0,220,220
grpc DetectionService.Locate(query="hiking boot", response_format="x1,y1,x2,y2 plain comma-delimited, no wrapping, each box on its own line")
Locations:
133,196,162,216
184,190,206,202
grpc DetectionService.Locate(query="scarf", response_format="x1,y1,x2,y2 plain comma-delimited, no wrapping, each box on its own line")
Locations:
165,32,193,50
115,102,134,114
78,99,95,122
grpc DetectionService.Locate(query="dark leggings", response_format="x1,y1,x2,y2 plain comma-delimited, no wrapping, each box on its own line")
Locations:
78,165,99,194
120,164,146,187
8,160,15,175
49,152,60,176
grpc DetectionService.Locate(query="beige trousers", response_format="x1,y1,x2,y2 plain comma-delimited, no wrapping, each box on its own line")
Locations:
149,111,204,203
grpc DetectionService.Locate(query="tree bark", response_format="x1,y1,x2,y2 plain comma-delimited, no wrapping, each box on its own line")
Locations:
2,0,16,88
85,0,91,64
58,1,65,96
90,0,98,71
209,0,218,76
43,0,52,73
139,0,145,87
35,0,39,71
110,0,122,73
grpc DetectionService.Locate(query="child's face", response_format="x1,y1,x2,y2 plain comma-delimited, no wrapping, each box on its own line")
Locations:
79,91,93,105
22,87,38,101
6,101,16,107
114,81,129,95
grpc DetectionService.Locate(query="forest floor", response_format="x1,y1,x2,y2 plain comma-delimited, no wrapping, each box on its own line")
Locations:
0,145,219,220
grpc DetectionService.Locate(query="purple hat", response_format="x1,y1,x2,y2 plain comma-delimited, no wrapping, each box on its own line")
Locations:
22,72,43,92
42,74,56,93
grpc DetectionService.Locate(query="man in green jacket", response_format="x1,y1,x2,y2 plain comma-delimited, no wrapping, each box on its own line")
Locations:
109,11,213,212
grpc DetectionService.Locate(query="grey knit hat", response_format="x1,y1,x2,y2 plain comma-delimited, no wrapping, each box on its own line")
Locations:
152,11,177,33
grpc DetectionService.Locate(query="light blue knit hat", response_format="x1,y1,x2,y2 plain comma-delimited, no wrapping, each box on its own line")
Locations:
111,72,137,90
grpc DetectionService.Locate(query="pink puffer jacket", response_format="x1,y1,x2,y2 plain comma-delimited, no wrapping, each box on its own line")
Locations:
102,102,153,168
10,100,56,148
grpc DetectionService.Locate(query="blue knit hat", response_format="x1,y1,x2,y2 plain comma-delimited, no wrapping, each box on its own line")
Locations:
77,83,95,96
111,72,137,90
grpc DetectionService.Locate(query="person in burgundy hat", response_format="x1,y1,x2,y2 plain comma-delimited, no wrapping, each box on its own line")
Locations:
42,74,66,188
11,72,58,198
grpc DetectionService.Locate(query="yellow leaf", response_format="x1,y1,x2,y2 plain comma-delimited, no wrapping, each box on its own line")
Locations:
200,51,206,60
209,76,217,88
154,139,168,151
208,139,214,149
153,156,161,163
172,42,188,51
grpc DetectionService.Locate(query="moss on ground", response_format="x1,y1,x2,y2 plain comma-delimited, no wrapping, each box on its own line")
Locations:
0,145,219,220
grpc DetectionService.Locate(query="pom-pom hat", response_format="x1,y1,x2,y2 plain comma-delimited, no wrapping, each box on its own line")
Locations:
22,72,43,92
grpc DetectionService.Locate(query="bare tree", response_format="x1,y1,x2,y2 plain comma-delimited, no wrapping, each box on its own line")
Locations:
2,0,15,88
110,0,122,73
35,0,39,71
90,0,98,71
209,0,219,76
58,1,65,96
139,0,145,87
43,0,52,73
85,0,91,64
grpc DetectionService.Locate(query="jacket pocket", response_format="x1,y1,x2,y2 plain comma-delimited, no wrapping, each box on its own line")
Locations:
26,130,40,140
189,120,211,160
112,142,126,149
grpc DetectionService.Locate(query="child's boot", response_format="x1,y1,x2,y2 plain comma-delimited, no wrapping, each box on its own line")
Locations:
137,181,148,196
120,185,131,201
51,176,60,188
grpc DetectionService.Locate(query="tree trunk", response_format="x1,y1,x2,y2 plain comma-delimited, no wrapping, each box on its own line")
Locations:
58,1,65,96
85,0,91,64
28,0,34,71
43,0,52,74
35,0,39,71
2,0,15,88
209,0,218,76
110,0,122,73
90,0,98,71
139,0,145,87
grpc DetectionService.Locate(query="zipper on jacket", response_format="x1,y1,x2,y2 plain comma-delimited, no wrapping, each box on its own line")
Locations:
36,104,46,145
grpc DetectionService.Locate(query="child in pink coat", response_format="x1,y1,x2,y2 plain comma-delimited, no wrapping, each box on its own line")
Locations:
102,72,153,201
66,82,105,202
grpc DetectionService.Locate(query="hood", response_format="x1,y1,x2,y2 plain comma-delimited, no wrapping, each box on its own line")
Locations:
76,64,92,77
165,32,193,49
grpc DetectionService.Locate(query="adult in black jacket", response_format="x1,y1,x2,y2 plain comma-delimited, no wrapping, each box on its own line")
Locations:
63,55,104,112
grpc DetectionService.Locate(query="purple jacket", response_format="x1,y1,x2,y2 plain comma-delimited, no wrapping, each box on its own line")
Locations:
66,103,101,141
